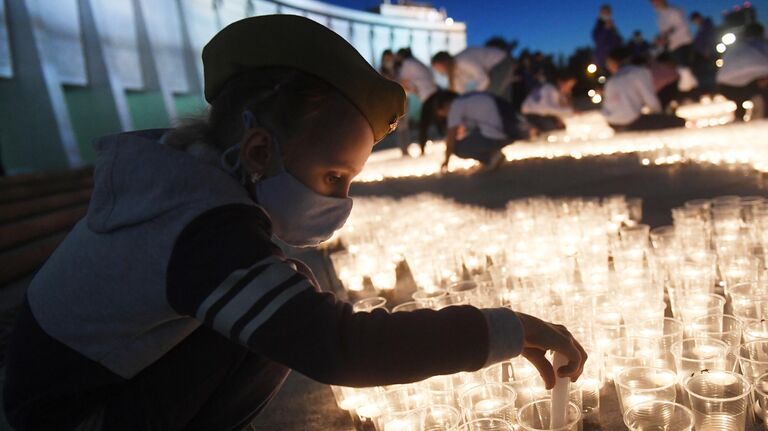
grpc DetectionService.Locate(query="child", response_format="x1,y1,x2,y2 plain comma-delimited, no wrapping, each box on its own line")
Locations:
602,47,685,131
425,90,532,171
431,46,513,97
521,71,578,132
3,16,586,430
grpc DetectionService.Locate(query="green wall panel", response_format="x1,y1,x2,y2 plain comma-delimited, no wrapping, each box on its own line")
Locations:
63,85,123,163
174,93,207,120
126,90,171,130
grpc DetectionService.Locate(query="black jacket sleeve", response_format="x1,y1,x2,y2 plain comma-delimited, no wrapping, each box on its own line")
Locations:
166,204,492,387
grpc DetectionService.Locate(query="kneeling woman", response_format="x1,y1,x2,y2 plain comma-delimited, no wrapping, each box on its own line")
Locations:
3,16,585,431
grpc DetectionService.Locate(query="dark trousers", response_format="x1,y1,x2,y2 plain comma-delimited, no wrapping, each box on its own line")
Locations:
454,130,510,165
97,328,290,431
611,114,685,132
670,44,694,67
657,81,680,112
719,80,768,121
4,299,290,431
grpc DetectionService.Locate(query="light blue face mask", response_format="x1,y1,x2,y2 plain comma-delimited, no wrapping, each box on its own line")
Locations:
222,111,353,247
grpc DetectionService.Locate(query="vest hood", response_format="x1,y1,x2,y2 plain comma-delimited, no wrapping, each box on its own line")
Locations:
87,129,252,233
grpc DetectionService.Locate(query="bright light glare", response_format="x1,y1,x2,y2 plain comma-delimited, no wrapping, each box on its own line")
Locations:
743,100,754,110
722,33,736,45
587,64,598,74
591,94,603,104
716,43,727,53
445,17,454,25
588,89,596,97
716,59,724,68
598,75,607,84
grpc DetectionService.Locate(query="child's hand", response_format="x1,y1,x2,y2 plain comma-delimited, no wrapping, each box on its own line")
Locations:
515,312,588,389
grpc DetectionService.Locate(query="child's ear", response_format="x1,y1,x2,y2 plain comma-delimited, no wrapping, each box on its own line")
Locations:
240,128,273,178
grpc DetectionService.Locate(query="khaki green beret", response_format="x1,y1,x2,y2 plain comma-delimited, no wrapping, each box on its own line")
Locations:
203,14,406,142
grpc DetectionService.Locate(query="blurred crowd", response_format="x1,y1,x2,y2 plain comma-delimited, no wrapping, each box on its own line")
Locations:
379,0,768,172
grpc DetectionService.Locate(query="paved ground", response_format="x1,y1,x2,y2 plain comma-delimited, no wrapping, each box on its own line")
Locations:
2,152,768,430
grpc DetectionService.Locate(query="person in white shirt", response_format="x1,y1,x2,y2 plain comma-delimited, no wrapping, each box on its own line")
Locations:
396,49,438,103
422,90,531,171
431,46,515,98
650,0,694,66
521,71,577,132
716,23,768,121
602,47,685,131
389,48,438,156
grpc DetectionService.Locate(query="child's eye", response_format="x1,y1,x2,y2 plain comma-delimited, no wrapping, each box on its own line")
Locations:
327,174,342,184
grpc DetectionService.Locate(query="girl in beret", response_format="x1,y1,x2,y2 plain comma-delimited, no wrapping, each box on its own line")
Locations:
4,15,586,430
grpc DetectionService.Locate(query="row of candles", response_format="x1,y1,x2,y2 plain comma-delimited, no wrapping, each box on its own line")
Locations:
326,193,768,430
356,116,766,184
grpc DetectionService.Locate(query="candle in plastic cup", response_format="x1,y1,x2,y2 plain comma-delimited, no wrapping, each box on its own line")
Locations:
623,401,694,431
738,340,768,383
671,338,729,381
459,383,516,424
517,400,581,431
753,372,768,426
614,367,677,415
423,404,461,431
684,370,751,431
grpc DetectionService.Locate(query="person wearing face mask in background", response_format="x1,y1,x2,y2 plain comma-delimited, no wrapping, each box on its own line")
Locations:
3,15,587,431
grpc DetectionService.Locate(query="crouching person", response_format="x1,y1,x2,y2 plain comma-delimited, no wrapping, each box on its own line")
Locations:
3,16,586,431
427,90,533,171
602,47,685,131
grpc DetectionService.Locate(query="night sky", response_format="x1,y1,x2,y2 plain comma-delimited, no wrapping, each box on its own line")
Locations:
323,0,765,55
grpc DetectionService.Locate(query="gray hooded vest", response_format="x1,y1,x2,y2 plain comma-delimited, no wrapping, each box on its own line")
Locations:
27,130,256,378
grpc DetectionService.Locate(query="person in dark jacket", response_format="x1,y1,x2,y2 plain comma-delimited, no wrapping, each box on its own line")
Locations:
690,11,717,91
3,15,586,431
592,4,622,70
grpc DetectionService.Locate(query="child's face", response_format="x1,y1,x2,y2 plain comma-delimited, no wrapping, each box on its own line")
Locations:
282,99,374,199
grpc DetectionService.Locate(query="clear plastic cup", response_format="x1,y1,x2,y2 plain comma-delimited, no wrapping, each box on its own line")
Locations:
671,338,730,382
458,418,514,431
459,383,517,424
412,289,451,309
352,296,387,313
516,400,581,431
623,400,694,431
423,404,461,431
738,340,768,383
729,282,768,321
392,301,421,313
684,370,751,431
614,367,677,416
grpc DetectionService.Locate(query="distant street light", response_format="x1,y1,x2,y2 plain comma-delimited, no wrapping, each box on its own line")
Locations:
587,63,598,74
716,59,724,68
722,33,736,45
588,89,596,97
597,75,606,84
591,94,602,104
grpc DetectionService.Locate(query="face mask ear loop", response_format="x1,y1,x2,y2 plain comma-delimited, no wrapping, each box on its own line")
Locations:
220,144,242,176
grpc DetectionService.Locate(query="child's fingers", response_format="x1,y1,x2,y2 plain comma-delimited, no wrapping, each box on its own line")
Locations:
523,348,555,390
552,337,583,378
